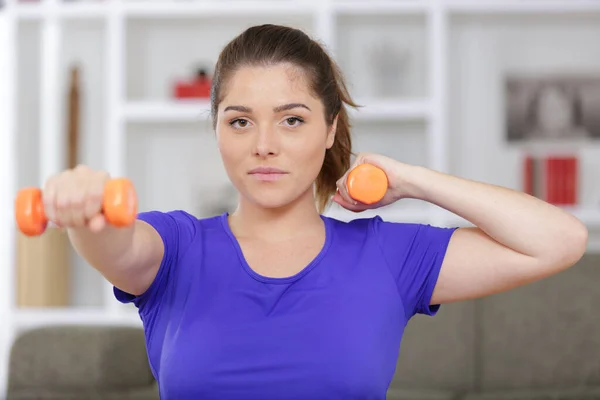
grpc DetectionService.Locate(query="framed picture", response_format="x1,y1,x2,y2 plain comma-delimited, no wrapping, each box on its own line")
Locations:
505,75,600,143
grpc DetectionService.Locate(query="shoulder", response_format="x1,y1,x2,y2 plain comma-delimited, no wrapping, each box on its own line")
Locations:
137,210,223,237
325,214,457,256
324,214,434,237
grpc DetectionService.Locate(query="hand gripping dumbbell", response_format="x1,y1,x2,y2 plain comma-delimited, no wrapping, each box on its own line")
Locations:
346,164,389,205
15,178,138,237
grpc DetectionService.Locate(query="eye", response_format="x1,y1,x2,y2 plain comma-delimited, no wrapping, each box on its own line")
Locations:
283,117,304,127
229,118,251,129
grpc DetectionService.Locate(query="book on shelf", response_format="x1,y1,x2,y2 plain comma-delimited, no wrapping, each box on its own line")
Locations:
523,154,578,206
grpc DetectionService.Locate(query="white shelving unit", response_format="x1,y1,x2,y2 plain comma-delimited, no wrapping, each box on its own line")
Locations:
0,0,17,395
3,0,600,395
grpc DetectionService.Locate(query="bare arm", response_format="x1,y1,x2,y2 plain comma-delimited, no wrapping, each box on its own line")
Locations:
68,220,163,296
42,165,165,297
402,166,588,305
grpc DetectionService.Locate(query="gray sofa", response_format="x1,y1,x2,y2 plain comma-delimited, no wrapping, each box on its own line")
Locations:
389,252,600,400
7,325,158,400
8,253,600,400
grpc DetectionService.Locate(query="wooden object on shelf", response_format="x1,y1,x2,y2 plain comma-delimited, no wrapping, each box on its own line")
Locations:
67,66,80,170
15,66,81,307
16,229,70,307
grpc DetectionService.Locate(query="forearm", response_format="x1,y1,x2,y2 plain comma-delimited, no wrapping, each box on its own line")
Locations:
403,165,588,263
67,225,136,273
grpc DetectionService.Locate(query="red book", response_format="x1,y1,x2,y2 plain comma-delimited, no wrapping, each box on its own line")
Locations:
544,156,578,205
545,157,560,204
523,155,534,196
558,157,566,204
564,157,578,205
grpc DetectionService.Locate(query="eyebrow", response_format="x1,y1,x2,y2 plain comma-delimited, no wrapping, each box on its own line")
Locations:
223,103,311,113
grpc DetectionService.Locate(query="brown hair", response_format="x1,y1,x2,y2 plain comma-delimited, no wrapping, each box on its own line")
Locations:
210,24,358,213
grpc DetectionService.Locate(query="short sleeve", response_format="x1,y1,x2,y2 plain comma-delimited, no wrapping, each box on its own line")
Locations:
372,216,457,319
113,210,198,316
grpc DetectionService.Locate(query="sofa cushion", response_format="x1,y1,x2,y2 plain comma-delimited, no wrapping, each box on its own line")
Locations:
8,325,154,391
391,301,477,391
462,386,600,400
387,388,458,400
477,253,600,391
7,385,159,400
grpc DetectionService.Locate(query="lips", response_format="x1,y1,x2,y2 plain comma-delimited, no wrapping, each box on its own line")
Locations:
248,167,288,182
248,167,287,174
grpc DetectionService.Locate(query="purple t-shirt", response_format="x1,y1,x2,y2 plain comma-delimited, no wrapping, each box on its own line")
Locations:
114,210,456,400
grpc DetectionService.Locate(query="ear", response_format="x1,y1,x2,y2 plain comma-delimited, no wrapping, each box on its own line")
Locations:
326,114,338,149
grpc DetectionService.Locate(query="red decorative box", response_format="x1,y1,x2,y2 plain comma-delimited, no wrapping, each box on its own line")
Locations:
173,69,211,99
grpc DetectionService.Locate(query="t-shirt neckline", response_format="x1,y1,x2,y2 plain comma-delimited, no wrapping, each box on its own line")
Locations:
220,212,333,284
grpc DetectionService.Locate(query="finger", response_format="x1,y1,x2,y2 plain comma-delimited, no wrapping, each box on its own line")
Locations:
54,171,86,228
335,175,357,206
42,176,58,223
332,191,368,213
55,183,80,228
87,214,106,233
69,179,87,228
83,179,104,221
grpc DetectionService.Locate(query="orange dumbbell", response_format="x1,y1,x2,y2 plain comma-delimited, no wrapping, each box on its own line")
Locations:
15,178,138,237
346,164,388,205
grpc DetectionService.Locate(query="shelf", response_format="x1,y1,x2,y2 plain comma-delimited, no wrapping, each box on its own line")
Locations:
321,205,600,229
563,206,600,229
15,308,142,330
445,206,600,230
333,0,427,15
13,0,428,20
352,99,429,121
10,0,600,21
124,99,429,123
447,0,600,14
123,1,315,18
125,100,212,123
58,2,106,19
15,2,106,20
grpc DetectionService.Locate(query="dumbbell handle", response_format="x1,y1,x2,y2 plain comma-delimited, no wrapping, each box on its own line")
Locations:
346,164,389,205
15,178,138,237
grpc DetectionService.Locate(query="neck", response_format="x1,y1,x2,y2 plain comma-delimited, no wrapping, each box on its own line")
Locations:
228,188,323,241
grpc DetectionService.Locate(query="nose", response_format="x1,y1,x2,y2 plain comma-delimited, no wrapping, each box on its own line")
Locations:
253,125,279,157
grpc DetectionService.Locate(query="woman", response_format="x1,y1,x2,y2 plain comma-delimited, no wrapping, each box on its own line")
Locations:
45,24,587,399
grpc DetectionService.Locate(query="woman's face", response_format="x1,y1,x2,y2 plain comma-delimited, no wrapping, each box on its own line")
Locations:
215,63,336,210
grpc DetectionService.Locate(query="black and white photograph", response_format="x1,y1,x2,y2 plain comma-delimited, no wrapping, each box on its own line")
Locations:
505,75,600,142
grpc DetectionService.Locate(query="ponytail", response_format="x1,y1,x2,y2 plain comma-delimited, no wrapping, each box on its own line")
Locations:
315,64,358,213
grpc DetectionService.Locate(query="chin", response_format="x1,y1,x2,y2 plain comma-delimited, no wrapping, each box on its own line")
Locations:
248,192,297,210
241,183,308,210
229,173,314,210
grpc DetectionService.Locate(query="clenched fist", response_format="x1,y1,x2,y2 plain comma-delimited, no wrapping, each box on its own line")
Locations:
42,165,111,232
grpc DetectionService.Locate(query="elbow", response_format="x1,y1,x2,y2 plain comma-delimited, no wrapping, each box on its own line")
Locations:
557,220,588,269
